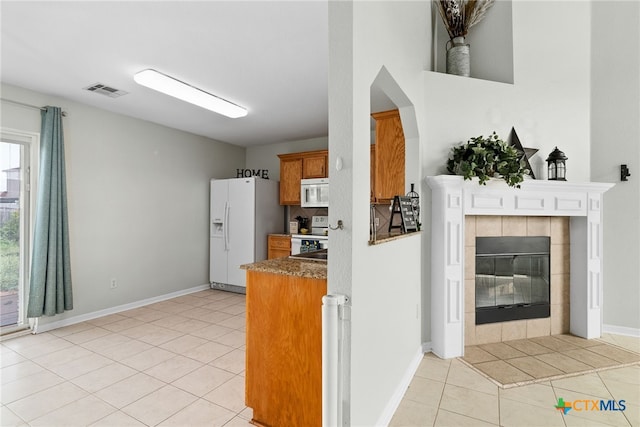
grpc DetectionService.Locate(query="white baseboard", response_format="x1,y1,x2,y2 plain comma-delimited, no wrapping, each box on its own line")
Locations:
34,284,211,334
603,324,640,338
422,341,432,354
376,346,425,427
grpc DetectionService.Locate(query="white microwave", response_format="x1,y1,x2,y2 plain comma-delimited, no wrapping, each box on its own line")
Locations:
301,178,329,207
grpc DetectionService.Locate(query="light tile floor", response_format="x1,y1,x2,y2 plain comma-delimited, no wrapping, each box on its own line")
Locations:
1,290,251,427
2,289,639,427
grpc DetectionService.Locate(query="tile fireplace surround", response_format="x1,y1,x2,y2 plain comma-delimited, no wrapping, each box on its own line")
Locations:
426,176,614,359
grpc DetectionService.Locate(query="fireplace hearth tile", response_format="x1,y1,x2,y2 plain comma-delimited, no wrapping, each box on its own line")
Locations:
503,339,552,356
554,334,602,348
479,342,527,360
473,360,534,384
534,352,594,374
506,356,564,379
530,336,578,352
561,348,619,369
585,345,640,364
463,346,498,364
458,335,640,388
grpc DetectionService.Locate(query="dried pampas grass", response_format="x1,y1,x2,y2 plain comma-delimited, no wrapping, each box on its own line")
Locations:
435,0,495,39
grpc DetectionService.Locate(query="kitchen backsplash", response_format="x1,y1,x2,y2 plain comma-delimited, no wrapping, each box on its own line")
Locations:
286,204,417,235
287,206,328,233
372,203,393,235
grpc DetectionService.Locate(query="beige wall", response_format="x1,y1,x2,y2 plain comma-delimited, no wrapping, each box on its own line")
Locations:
1,84,246,327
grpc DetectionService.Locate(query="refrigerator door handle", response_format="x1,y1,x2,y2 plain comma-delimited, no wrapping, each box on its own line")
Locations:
224,201,230,251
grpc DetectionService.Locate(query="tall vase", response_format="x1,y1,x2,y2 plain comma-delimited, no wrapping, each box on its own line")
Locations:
446,36,470,77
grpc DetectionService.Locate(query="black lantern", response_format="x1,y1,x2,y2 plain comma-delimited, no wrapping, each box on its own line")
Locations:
546,147,568,181
406,183,420,224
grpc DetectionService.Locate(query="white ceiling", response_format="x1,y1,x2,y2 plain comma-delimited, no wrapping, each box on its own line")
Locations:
1,1,333,147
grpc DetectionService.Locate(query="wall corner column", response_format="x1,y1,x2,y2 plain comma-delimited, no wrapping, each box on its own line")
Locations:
427,176,464,358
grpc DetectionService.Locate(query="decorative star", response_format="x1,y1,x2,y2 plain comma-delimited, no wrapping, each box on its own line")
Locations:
508,127,538,179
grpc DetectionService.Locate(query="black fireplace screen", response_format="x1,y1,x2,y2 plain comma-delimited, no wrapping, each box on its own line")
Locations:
475,236,550,325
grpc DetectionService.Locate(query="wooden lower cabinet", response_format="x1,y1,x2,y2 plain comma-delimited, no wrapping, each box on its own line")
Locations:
267,234,291,259
246,270,326,427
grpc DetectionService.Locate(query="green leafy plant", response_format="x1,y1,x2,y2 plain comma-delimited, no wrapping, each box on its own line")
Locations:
0,211,20,243
446,132,529,187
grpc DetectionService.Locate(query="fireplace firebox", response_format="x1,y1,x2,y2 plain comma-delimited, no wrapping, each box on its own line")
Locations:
475,236,550,325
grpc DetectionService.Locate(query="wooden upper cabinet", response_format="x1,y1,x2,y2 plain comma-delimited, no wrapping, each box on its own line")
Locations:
278,150,328,205
278,156,303,205
370,144,376,203
371,109,405,203
302,153,327,179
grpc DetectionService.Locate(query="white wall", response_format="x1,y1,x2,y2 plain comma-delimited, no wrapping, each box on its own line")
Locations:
328,2,428,425
421,1,593,343
433,0,514,84
591,1,640,331
1,84,245,327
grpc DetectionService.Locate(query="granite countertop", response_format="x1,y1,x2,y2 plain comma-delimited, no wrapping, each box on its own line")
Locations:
241,257,327,280
369,230,421,245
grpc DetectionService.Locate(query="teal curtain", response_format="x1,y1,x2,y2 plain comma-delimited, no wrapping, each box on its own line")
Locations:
27,106,73,317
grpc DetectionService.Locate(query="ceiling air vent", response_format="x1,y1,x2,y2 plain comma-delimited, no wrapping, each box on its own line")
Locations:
83,83,128,98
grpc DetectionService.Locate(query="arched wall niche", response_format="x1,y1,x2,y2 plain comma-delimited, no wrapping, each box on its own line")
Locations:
369,66,420,237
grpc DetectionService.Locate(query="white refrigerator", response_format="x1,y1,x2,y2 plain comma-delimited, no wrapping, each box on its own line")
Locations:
209,177,283,292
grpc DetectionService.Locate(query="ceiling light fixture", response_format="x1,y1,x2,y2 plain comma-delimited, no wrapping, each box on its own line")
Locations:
133,69,247,118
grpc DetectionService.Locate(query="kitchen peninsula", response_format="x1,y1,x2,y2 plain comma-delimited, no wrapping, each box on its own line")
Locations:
241,256,327,427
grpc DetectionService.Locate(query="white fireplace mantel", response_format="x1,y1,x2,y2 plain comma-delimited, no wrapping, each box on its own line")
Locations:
426,175,614,359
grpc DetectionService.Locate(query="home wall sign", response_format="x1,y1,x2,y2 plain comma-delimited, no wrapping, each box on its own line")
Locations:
237,169,269,179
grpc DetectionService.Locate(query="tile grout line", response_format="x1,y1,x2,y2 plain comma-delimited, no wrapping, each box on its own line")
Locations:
549,380,569,427
596,369,634,427
431,358,453,427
